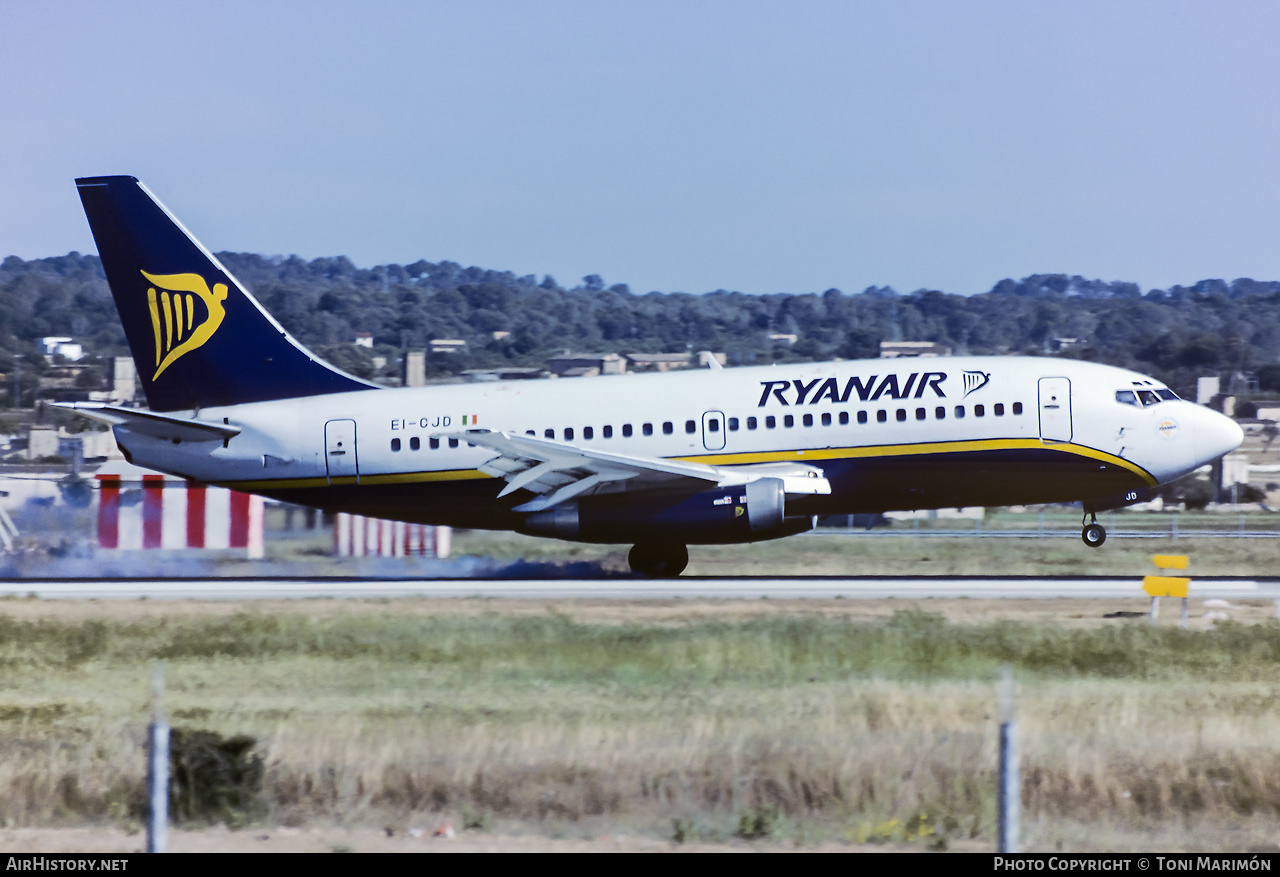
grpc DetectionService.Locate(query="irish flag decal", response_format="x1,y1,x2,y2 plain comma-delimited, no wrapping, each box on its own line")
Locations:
461,414,479,426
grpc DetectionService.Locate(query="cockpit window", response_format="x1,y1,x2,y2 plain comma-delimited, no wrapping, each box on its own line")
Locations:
1118,388,1178,407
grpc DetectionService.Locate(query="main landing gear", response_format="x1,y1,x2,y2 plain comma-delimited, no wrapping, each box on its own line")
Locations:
1081,512,1106,548
628,543,689,578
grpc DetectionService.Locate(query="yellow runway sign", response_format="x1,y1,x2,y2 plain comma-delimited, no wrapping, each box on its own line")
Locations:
1142,575,1189,598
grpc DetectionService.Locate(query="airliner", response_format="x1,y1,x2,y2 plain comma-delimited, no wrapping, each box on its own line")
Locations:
60,176,1244,576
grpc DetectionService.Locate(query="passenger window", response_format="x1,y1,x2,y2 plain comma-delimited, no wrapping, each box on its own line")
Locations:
784,415,794,428
583,426,593,439
876,410,887,423
685,420,696,434
728,417,739,431
838,412,849,425
896,409,907,422
955,406,965,419
994,404,1004,416
410,437,420,450
643,423,653,436
1012,402,1023,415
623,424,633,437
391,438,401,451
448,438,459,448
603,425,613,438
766,416,776,428
915,408,925,421
707,419,719,432
545,429,554,439
802,414,813,427
857,411,868,424
525,430,535,436
429,437,440,449
565,427,574,440
747,417,757,430
821,412,831,426
935,407,945,419
974,404,985,417
662,422,673,435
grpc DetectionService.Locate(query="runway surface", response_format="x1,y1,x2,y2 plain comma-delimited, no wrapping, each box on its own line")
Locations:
0,577,1277,600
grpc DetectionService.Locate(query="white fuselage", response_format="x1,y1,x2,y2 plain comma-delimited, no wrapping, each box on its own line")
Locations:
110,356,1242,538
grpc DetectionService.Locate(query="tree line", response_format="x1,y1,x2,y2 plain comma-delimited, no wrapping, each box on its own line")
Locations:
4,251,1280,403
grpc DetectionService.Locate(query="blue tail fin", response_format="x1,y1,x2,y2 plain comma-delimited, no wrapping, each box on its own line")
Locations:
76,176,376,412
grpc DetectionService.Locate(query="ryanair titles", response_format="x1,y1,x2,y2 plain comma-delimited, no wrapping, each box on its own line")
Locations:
758,372,948,407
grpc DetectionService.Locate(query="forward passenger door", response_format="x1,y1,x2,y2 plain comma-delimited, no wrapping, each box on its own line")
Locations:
1038,378,1072,443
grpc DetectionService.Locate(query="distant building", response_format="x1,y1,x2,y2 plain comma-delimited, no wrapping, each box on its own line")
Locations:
41,336,84,361
26,426,59,460
622,352,726,372
768,333,798,346
1197,376,1220,405
41,337,85,361
461,367,550,382
22,425,117,461
112,357,136,404
354,332,373,349
403,351,426,387
430,339,467,354
879,341,951,358
548,353,626,377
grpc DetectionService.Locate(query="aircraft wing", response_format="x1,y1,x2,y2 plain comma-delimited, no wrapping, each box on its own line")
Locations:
446,428,829,513
53,403,242,443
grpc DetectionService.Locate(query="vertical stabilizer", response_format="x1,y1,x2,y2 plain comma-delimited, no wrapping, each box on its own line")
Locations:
76,176,375,411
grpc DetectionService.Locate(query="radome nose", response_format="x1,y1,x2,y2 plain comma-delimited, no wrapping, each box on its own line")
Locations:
1193,407,1244,464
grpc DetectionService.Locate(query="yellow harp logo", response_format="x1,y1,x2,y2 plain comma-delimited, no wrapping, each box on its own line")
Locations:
141,271,228,381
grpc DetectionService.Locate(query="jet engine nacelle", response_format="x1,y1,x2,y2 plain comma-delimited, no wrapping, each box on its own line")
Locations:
518,477,814,544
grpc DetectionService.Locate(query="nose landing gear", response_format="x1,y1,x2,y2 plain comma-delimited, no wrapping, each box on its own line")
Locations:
1081,512,1106,548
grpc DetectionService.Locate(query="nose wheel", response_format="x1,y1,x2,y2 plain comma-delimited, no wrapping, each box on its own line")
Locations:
1081,513,1106,548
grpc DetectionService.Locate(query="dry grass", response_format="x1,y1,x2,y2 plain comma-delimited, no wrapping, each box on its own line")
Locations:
0,599,1278,851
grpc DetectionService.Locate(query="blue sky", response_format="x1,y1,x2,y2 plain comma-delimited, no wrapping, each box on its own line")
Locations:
4,1,1280,295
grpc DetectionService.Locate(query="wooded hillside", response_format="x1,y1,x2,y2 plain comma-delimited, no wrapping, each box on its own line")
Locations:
4,251,1280,402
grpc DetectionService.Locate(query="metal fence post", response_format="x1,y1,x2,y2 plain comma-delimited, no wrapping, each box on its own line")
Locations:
147,664,168,854
998,666,1019,854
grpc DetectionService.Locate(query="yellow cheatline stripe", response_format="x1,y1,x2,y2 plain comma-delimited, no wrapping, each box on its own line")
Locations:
223,437,1154,492
678,438,1157,486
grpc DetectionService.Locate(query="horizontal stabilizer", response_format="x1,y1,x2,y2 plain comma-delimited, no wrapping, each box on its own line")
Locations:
55,403,241,443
